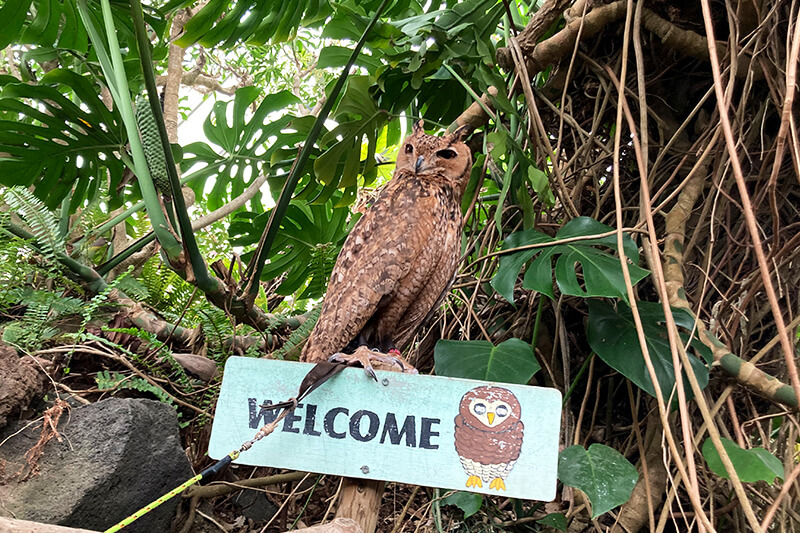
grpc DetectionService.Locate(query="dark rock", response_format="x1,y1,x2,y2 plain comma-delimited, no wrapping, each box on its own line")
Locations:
0,341,47,427
0,398,193,533
233,488,278,522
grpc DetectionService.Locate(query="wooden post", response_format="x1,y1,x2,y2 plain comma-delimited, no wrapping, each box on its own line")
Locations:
334,479,385,533
291,517,364,532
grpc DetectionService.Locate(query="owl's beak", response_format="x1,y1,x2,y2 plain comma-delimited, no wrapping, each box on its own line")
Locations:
415,155,424,173
487,412,495,425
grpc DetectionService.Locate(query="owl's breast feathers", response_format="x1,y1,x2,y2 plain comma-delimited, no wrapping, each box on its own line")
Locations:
454,415,524,464
301,169,464,363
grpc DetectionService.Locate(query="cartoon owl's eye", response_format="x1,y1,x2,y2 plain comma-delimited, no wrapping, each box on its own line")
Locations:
437,149,456,159
496,405,509,417
404,144,414,154
473,403,486,415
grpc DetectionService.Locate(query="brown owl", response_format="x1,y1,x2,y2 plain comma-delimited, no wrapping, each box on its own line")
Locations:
300,121,472,375
454,386,524,491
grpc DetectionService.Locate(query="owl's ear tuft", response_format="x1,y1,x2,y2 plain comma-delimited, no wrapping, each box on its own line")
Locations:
412,119,425,134
448,124,471,143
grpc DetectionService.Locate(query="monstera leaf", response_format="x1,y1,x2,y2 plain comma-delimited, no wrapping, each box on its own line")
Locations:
229,197,354,298
0,70,126,210
491,217,649,304
174,0,332,48
1,0,87,51
316,46,384,74
180,87,302,212
0,0,164,54
586,300,712,400
314,76,390,189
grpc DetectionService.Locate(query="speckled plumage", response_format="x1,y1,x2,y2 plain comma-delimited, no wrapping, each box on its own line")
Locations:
301,122,472,363
454,386,524,489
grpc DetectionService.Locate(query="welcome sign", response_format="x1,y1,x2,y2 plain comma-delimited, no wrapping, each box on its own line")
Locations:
209,357,562,501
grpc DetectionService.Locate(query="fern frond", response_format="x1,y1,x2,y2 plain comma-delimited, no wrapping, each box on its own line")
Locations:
2,301,60,351
79,267,132,330
196,307,233,348
270,304,321,360
95,370,175,407
3,187,65,264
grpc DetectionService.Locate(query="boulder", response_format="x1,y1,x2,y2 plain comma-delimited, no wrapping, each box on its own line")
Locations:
0,398,193,533
0,341,47,427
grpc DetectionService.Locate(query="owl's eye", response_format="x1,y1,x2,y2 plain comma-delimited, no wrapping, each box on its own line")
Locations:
496,405,509,417
473,403,486,415
437,149,457,159
404,144,414,154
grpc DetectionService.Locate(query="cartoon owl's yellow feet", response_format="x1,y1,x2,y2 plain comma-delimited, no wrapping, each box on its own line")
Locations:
489,477,506,491
465,475,483,488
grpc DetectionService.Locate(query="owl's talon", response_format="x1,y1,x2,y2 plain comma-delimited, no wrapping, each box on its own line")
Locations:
465,475,483,488
489,477,506,491
328,346,416,379
328,352,378,381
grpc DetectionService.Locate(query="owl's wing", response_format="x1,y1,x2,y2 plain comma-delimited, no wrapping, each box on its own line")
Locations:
393,224,460,349
302,173,442,362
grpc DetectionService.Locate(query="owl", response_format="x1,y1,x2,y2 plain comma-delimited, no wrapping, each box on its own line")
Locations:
300,121,472,375
454,386,524,491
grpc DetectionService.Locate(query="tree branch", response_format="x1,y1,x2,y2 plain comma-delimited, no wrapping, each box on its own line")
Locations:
495,1,755,79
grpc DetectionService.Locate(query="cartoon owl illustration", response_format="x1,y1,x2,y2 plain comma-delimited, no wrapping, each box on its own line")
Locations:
301,121,472,374
454,386,524,491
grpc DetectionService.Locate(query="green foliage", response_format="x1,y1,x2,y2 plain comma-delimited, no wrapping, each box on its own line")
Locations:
434,338,541,383
1,0,88,52
104,325,193,391
112,275,150,302
314,76,390,191
344,0,505,125
492,217,649,304
702,438,784,484
0,0,164,52
0,70,127,210
241,37,335,102
3,186,65,264
3,301,60,351
78,269,130,331
229,197,353,298
1,287,83,351
193,306,231,345
586,300,712,401
558,444,638,519
139,257,195,314
180,87,301,212
270,304,322,360
0,206,84,345
0,236,34,309
441,491,482,518
95,370,175,406
485,127,556,226
538,512,567,531
174,0,333,48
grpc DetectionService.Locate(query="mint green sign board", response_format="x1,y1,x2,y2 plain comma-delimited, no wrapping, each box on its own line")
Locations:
209,357,562,501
